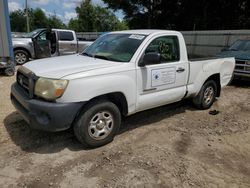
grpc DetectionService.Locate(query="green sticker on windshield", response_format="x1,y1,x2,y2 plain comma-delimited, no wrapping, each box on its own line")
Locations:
129,34,145,40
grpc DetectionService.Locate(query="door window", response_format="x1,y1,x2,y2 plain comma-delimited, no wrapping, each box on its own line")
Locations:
145,36,180,64
37,31,47,41
59,31,74,41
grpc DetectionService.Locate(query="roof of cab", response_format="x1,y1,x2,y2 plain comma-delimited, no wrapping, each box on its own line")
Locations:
110,29,180,36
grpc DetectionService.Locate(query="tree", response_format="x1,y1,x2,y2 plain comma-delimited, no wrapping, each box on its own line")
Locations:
103,0,250,30
10,8,67,32
76,0,96,32
10,10,26,32
30,8,49,29
94,6,127,31
68,0,129,32
68,18,80,31
48,15,67,29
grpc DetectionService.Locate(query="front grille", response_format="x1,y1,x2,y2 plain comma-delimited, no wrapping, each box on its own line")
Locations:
16,67,37,98
17,72,29,93
235,60,245,71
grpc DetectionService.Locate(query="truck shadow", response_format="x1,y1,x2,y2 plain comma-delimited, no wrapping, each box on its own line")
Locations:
3,112,84,153
230,78,250,88
119,100,192,134
4,100,195,154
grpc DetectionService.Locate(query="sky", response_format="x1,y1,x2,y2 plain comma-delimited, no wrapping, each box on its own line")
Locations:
8,0,124,24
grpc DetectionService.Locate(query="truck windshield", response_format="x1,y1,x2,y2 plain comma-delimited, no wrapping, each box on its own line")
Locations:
82,33,147,62
22,29,44,38
229,40,250,51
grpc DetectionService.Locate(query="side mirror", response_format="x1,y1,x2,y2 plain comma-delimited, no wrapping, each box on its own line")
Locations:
139,52,161,67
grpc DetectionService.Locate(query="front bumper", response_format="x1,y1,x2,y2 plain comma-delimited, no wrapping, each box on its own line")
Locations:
11,83,84,132
234,72,250,78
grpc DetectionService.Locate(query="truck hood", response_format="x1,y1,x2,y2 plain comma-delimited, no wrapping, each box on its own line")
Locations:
12,37,32,45
24,54,122,79
217,50,250,60
12,37,32,42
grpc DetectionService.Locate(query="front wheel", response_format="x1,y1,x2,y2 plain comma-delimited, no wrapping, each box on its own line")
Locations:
193,80,218,110
14,50,29,65
74,100,121,148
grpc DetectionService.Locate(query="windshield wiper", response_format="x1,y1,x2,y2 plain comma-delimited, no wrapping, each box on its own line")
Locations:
82,52,93,57
93,55,110,60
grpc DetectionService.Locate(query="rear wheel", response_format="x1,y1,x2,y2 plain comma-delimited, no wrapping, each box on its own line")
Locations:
193,80,217,110
74,100,121,148
14,50,29,65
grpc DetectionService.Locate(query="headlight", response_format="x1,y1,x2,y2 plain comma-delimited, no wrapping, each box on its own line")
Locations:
34,78,68,100
246,61,250,65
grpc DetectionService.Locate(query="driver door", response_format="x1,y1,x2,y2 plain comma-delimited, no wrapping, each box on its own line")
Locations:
33,29,51,59
136,35,189,111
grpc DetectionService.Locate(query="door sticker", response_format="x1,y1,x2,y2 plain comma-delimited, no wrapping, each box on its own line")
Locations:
151,68,176,87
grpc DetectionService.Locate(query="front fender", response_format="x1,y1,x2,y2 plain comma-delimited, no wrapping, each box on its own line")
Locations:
57,71,136,114
13,42,35,58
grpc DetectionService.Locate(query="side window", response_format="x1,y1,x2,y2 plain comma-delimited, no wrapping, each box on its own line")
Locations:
37,32,47,41
145,36,180,63
59,31,74,41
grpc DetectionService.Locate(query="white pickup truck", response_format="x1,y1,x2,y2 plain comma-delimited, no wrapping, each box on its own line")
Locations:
11,30,235,147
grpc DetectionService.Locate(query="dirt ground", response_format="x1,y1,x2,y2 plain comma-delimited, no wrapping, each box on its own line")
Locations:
0,74,250,188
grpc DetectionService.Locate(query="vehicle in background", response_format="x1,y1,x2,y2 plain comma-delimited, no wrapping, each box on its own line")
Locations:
12,28,92,64
217,39,250,78
11,30,235,147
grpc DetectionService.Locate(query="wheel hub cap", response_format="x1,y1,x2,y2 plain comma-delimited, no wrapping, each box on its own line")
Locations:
96,120,105,129
88,111,114,140
204,86,214,105
15,53,27,64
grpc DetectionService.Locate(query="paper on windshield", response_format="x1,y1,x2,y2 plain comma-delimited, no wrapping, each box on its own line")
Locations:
129,34,145,40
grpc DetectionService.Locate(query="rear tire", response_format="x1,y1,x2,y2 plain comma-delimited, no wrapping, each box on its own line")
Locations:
193,80,217,110
74,100,121,148
14,50,29,65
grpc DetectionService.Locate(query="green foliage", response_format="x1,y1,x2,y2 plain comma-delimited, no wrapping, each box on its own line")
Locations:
68,0,129,32
10,10,26,32
10,8,67,32
10,2,128,32
103,0,250,30
76,0,96,31
30,8,48,29
48,15,67,29
68,19,80,32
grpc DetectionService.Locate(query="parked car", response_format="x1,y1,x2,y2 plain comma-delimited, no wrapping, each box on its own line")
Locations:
11,30,235,147
217,39,250,78
12,28,92,64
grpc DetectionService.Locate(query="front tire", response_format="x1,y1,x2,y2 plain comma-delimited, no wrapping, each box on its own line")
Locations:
74,100,121,148
14,50,29,65
193,80,217,110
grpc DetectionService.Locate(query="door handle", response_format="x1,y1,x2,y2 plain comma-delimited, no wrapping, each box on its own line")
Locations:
176,68,185,73
143,88,157,92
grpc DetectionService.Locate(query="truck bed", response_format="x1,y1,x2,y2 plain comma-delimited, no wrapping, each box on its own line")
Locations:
186,57,235,98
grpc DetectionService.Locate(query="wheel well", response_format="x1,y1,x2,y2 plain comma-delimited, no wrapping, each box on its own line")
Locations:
204,74,221,97
88,92,128,116
14,47,31,58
